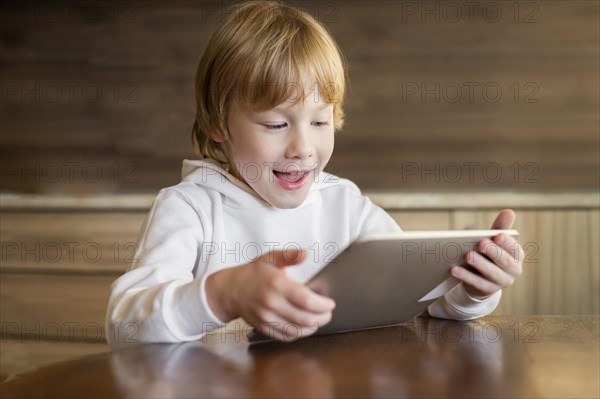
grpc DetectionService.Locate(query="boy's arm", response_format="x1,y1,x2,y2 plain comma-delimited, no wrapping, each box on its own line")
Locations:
105,189,225,347
352,194,403,237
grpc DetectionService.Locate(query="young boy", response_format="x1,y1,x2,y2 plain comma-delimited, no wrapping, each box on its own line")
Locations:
106,0,523,346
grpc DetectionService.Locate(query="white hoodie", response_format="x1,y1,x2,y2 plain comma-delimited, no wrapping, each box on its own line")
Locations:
106,159,500,347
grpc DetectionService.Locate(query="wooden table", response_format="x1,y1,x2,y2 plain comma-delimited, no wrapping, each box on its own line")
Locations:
1,316,598,398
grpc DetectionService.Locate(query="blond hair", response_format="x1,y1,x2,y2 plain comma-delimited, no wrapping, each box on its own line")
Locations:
192,0,347,164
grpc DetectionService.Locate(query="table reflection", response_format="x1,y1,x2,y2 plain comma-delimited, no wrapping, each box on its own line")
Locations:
107,317,532,398
247,318,522,398
3,317,596,398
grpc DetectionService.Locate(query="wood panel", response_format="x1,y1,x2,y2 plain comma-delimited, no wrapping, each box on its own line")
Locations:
388,211,450,230
591,209,600,315
1,207,597,337
0,1,597,193
0,274,115,342
0,212,145,273
0,201,598,380
452,209,600,315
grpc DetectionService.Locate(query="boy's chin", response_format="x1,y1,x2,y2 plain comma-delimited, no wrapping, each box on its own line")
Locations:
268,196,306,210
265,191,310,210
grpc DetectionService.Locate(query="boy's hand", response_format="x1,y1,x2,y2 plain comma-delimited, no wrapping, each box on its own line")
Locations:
206,248,335,342
450,209,524,300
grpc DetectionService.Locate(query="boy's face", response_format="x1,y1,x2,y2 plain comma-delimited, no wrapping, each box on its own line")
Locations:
224,95,335,209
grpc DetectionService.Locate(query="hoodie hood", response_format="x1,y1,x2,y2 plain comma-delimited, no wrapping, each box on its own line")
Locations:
181,159,336,209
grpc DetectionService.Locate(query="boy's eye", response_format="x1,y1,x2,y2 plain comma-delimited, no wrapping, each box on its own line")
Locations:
263,121,329,130
264,123,287,130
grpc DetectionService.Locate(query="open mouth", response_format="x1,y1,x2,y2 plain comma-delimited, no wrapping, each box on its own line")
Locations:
273,170,310,183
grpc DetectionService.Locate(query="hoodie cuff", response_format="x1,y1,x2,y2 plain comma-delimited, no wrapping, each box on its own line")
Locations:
198,272,227,325
166,274,226,340
444,284,502,319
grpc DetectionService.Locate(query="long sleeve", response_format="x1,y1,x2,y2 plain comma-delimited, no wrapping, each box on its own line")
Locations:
352,193,403,237
105,189,225,348
427,284,501,320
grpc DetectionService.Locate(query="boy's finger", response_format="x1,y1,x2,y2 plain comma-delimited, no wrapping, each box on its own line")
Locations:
286,284,336,313
478,239,522,275
465,251,514,287
451,266,501,295
252,313,298,342
492,233,525,263
273,299,332,329
490,208,516,230
253,312,319,342
256,286,329,328
262,249,307,268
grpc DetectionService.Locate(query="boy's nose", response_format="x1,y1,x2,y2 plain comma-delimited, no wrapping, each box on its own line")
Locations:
285,129,313,160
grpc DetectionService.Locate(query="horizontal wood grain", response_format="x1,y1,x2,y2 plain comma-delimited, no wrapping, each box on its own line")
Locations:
0,0,597,193
2,191,599,210
0,273,115,342
0,212,145,273
388,210,450,230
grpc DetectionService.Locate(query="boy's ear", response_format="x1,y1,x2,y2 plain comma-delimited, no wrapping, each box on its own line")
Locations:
211,133,225,143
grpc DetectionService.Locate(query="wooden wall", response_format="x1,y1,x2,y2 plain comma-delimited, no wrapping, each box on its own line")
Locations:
1,194,598,380
1,0,598,382
2,195,598,346
1,0,598,193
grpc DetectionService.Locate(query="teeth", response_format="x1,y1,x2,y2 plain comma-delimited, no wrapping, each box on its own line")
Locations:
274,170,306,183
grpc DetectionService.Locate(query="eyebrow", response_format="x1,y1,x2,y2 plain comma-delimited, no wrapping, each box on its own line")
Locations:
271,103,332,112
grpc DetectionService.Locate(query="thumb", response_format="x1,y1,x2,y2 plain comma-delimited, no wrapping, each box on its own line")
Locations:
261,248,307,268
491,209,516,230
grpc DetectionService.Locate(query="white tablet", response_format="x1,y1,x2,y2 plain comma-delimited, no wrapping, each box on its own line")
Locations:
249,229,519,342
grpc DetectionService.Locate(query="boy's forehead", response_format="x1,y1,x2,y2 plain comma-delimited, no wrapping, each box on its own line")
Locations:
232,73,338,115
271,101,332,112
